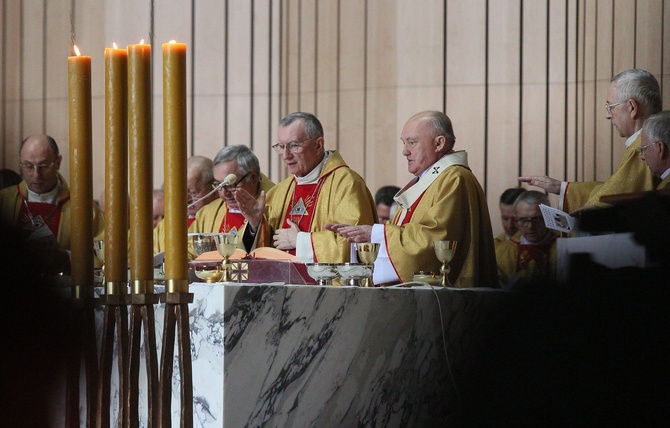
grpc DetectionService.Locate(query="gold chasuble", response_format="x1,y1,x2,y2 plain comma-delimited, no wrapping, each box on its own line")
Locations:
656,174,670,190
562,133,656,212
257,151,377,263
382,151,497,287
0,172,105,250
495,230,560,285
165,173,276,257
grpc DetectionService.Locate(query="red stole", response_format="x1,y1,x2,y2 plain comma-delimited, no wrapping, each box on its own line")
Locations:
219,211,246,235
281,181,324,256
18,201,64,238
396,193,425,226
515,242,552,277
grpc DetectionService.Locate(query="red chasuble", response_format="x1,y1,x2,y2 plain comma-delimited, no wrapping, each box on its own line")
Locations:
18,201,64,238
515,242,552,278
281,181,324,255
219,211,246,236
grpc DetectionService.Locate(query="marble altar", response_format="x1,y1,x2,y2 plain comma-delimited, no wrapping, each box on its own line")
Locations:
96,283,509,427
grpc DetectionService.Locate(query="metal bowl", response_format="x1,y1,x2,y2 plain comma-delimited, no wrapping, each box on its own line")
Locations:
305,263,340,285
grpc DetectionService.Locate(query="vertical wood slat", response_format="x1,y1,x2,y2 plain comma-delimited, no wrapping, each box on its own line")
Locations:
486,0,521,207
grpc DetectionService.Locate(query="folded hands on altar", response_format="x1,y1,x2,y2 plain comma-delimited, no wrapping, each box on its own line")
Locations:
325,224,372,243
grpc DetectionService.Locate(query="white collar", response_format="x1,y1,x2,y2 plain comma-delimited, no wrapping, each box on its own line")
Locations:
295,151,331,185
661,168,670,181
625,129,642,148
27,180,61,204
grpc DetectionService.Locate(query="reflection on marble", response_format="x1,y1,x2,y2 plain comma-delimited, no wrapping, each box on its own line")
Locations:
93,284,508,426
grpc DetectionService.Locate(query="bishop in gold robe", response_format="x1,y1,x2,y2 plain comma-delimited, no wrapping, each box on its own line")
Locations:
327,111,498,287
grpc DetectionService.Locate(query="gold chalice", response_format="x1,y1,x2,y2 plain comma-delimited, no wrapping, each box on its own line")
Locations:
356,242,380,287
213,233,238,282
434,240,457,287
93,240,105,286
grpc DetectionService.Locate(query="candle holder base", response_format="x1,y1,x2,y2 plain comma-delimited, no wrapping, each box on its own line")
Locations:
160,292,194,304
130,293,161,305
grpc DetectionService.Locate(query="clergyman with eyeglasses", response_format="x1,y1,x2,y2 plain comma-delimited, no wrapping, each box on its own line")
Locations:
0,134,105,274
234,112,377,263
187,145,275,254
519,69,661,214
495,190,559,288
638,111,670,190
153,155,218,254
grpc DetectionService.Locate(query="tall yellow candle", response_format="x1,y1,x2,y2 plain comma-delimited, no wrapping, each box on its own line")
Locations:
127,41,154,293
68,46,94,297
163,40,188,291
104,44,128,294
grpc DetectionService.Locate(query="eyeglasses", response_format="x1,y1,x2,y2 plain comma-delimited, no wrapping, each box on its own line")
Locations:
636,141,661,156
187,185,210,200
19,160,57,173
516,216,544,226
272,137,318,155
604,101,622,114
212,172,250,191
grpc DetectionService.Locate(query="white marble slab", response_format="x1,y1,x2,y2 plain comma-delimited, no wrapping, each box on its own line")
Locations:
92,283,505,427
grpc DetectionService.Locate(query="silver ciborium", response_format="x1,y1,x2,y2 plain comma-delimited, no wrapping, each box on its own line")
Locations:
434,240,457,287
337,263,374,287
189,233,217,256
306,263,340,285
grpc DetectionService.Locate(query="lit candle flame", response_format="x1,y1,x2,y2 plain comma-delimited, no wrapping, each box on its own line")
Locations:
113,42,118,49
73,45,81,56
169,40,176,44
140,39,145,45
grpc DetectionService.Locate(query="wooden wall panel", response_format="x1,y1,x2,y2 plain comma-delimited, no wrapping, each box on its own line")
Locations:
394,0,443,187
250,0,277,175
520,1,548,180
581,0,597,181
445,0,486,187
1,0,22,166
364,0,398,192
546,0,568,208
635,0,664,75
337,1,366,177
314,0,338,155
227,0,252,152
21,0,45,138
486,0,521,211
594,0,613,181
192,1,224,159
268,0,283,181
2,0,670,240
297,0,317,114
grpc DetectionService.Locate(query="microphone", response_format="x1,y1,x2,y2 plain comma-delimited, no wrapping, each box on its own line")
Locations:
187,173,238,209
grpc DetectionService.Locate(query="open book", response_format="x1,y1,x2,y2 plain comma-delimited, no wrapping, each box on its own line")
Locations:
195,247,300,262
